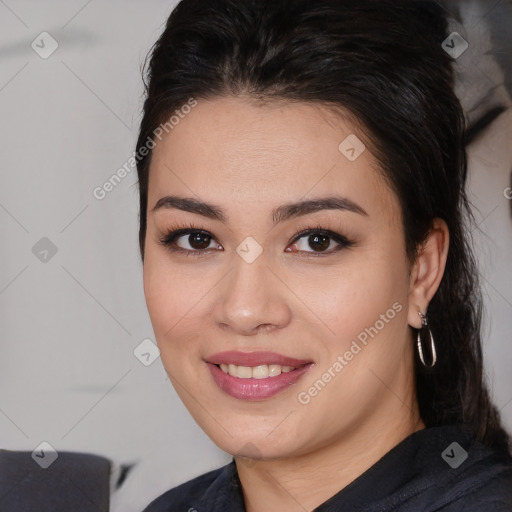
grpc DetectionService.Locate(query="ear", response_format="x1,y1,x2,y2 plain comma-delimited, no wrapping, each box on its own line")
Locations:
407,218,450,329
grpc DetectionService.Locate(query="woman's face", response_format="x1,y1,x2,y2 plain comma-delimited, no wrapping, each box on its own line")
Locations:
143,96,418,460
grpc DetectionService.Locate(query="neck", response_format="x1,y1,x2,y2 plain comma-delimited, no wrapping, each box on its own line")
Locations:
236,402,424,512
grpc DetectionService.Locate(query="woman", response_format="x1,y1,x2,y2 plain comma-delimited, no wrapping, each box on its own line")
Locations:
136,0,512,510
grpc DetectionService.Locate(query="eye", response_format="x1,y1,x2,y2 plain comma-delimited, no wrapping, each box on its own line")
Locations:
286,227,354,255
159,227,222,256
176,232,216,251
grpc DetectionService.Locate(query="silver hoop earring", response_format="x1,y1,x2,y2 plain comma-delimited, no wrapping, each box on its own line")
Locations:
417,311,437,368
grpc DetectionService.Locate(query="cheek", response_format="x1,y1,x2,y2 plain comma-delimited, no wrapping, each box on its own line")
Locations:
287,245,408,352
143,257,171,332
291,258,410,423
143,251,198,346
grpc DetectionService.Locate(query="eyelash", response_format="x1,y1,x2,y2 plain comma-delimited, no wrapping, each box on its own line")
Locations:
158,222,355,258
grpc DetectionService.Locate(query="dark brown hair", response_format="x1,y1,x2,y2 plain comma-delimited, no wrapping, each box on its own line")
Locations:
136,0,511,455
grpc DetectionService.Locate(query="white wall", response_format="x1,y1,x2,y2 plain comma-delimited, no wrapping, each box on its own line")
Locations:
0,1,232,507
0,2,510,511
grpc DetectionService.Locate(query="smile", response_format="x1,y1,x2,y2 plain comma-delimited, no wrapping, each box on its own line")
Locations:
205,351,314,400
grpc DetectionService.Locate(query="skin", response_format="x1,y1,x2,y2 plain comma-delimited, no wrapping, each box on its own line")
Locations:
143,96,449,512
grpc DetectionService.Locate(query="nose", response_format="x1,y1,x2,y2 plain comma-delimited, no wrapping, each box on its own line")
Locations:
212,254,292,336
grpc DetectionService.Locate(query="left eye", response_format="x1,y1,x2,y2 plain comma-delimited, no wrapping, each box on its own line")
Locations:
286,230,352,254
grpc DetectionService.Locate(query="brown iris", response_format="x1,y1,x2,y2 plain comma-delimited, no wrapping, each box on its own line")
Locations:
189,233,212,250
308,234,330,251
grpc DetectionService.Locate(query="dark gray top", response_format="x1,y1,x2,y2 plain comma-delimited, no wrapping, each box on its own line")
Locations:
143,425,512,511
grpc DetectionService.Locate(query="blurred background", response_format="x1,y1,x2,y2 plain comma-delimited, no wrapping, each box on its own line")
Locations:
0,1,510,511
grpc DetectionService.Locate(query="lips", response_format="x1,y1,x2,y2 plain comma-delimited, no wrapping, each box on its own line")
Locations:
205,351,314,401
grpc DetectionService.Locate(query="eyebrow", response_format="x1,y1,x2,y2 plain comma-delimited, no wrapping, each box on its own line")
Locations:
152,194,368,224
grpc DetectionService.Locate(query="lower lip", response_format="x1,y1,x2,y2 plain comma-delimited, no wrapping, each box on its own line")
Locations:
207,363,313,400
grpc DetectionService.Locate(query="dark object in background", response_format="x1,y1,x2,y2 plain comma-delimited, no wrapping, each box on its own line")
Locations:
0,450,111,512
442,0,512,131
442,0,512,222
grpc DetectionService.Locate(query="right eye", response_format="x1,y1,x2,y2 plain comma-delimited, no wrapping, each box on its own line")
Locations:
159,228,223,256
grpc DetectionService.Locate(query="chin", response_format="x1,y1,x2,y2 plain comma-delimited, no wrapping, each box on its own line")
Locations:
198,414,309,461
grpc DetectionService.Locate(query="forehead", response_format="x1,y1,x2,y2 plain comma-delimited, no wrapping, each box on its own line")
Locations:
148,96,398,223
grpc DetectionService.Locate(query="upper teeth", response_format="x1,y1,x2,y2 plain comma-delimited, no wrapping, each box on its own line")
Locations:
219,363,296,379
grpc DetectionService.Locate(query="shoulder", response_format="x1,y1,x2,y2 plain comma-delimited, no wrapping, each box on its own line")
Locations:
141,461,239,512
351,424,512,512
432,466,512,511
440,451,512,511
416,428,512,511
